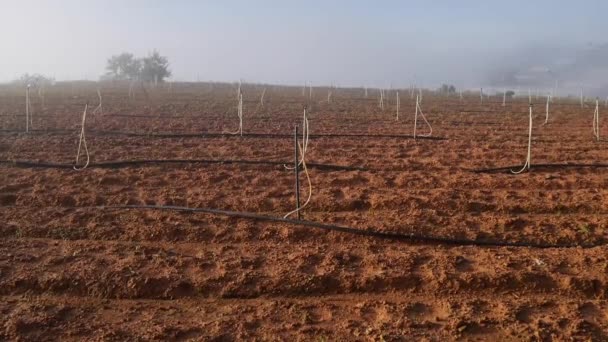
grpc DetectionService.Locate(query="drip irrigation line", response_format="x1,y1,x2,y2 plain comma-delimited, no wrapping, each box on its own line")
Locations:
0,129,73,135
44,204,600,249
0,129,447,140
107,114,183,119
472,163,608,174
88,130,448,140
0,159,366,172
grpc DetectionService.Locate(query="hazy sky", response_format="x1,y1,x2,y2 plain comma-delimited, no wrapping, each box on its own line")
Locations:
1,0,608,89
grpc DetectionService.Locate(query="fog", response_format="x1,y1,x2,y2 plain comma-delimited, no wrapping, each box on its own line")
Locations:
1,0,607,95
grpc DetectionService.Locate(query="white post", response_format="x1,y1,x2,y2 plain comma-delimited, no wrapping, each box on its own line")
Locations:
544,94,550,125
93,88,103,115
512,104,533,174
502,88,506,107
396,91,400,121
74,104,90,170
480,88,483,104
528,89,531,103
581,88,584,108
594,99,600,141
129,79,135,99
364,87,368,98
38,85,45,108
240,92,244,136
25,85,30,133
260,88,266,107
414,95,419,139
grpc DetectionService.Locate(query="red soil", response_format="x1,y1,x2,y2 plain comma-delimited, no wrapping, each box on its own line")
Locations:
1,82,608,340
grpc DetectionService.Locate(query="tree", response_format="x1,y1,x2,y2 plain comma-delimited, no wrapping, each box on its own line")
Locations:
13,73,55,87
105,53,142,80
439,84,456,94
140,50,171,83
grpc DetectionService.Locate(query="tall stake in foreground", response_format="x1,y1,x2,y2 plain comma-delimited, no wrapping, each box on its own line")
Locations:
512,104,533,174
593,99,600,142
284,108,311,219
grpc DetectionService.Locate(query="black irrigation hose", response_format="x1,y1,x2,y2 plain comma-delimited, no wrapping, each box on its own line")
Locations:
84,204,597,249
88,130,448,141
0,159,367,172
473,163,608,174
0,129,73,134
0,129,447,140
106,114,188,119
